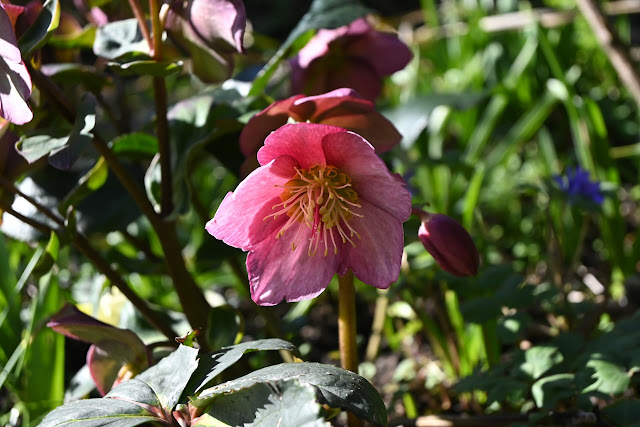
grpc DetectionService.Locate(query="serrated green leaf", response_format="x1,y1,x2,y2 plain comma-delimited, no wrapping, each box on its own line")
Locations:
520,346,563,380
197,362,387,426
37,398,159,427
246,381,329,426
249,0,372,95
107,60,183,77
18,0,61,57
190,339,299,394
203,380,329,427
136,344,199,410
581,359,629,395
106,379,161,407
93,19,149,60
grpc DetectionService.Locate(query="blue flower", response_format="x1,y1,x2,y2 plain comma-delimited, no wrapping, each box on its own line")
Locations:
553,166,604,205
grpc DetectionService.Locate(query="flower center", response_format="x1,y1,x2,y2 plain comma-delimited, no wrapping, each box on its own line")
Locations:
265,165,362,256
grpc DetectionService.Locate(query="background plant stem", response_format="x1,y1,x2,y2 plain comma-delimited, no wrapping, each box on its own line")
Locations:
29,52,210,348
338,270,362,427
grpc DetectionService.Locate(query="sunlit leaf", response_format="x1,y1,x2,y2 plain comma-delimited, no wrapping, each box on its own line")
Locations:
136,345,199,410
190,338,298,393
197,362,387,426
37,398,159,427
107,60,183,77
93,18,149,59
18,0,61,57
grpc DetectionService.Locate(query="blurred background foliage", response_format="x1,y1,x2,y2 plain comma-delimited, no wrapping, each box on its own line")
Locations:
1,0,640,425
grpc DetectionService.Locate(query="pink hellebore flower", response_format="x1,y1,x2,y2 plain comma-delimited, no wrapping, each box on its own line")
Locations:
418,213,480,277
290,18,412,100
48,304,151,396
207,122,411,305
0,3,33,125
240,88,401,166
166,0,246,83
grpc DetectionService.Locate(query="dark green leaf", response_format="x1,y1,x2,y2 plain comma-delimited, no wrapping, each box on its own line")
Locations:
197,362,387,426
37,398,159,427
147,92,243,217
49,93,97,170
249,0,372,95
18,0,61,57
136,344,199,410
107,60,183,77
111,133,158,159
49,25,96,49
93,19,149,60
59,157,108,214
206,305,243,351
602,399,640,427
531,373,575,409
42,63,107,93
190,339,298,393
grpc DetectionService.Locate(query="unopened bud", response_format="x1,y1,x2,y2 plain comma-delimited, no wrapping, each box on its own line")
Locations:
418,213,480,277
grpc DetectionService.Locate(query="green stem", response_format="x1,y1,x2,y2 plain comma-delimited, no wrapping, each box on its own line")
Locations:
338,270,362,427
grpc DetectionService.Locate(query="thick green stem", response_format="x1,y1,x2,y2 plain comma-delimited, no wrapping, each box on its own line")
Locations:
338,270,362,427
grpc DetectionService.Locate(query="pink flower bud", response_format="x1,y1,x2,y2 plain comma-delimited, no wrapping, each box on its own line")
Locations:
418,213,479,277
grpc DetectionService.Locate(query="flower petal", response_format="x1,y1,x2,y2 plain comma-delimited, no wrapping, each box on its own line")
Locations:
320,112,401,153
257,122,342,168
290,88,372,120
0,6,21,63
206,155,298,250
246,224,341,305
321,131,411,222
0,57,33,125
239,95,303,157
347,29,412,77
342,199,404,288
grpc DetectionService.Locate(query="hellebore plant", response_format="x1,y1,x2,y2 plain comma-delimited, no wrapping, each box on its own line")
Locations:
165,0,246,83
415,209,480,277
239,87,402,174
208,122,411,305
47,304,150,396
0,3,33,125
290,18,413,100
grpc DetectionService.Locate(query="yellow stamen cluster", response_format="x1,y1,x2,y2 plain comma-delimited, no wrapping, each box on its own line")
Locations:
265,165,362,256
